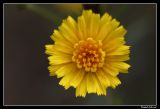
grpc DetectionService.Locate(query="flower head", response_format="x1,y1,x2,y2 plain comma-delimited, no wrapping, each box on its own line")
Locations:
45,10,130,97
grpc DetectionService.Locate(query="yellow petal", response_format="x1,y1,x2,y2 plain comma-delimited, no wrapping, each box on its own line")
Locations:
104,73,121,89
96,14,120,41
96,14,111,40
48,66,61,76
110,19,120,32
86,72,97,93
78,10,101,39
98,69,121,89
48,66,56,76
82,10,92,25
88,13,100,38
76,74,87,97
105,45,130,56
70,69,85,88
63,17,79,40
95,69,110,87
45,44,73,55
55,63,76,78
48,64,66,76
66,16,78,35
104,26,127,42
95,20,112,41
58,20,78,44
45,45,54,55
77,15,87,40
103,37,126,52
92,73,106,95
48,54,72,65
77,10,95,39
109,76,121,89
53,43,73,55
59,64,78,89
99,12,111,26
109,62,131,73
51,30,71,45
102,63,119,76
105,54,130,62
103,25,127,44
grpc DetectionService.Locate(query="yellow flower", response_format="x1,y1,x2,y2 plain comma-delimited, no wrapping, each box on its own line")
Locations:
45,10,131,97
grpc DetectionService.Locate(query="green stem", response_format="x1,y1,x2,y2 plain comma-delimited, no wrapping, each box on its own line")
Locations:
17,4,59,25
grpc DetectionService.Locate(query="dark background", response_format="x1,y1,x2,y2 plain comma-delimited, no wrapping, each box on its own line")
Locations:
4,4,156,105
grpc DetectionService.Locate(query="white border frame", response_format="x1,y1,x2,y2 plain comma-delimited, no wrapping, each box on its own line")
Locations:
3,3,157,106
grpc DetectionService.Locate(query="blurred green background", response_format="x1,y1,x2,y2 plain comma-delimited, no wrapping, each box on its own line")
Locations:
4,4,156,105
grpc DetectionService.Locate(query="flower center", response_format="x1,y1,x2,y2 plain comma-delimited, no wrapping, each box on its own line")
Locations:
72,38,106,72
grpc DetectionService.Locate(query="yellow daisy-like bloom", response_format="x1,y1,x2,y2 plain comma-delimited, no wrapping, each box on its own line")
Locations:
45,10,130,97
